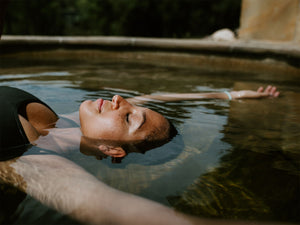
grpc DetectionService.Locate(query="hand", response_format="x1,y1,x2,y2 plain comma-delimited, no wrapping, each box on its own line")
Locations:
230,85,280,99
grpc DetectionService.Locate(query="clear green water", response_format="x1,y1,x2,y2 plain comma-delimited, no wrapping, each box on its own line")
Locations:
0,56,299,224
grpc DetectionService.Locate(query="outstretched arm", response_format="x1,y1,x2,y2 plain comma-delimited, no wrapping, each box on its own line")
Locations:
2,154,282,225
127,85,280,104
4,154,192,225
4,153,219,225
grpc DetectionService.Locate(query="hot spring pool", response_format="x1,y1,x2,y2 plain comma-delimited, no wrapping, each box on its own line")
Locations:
0,49,299,224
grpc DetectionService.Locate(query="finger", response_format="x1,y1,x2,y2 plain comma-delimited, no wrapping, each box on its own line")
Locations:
270,86,277,96
265,85,272,93
257,86,264,93
274,91,280,97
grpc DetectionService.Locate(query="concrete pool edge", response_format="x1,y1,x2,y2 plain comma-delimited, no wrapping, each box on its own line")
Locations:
1,35,300,58
0,35,299,76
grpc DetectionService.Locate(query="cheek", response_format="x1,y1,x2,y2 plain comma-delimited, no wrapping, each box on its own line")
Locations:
95,116,124,139
81,114,122,139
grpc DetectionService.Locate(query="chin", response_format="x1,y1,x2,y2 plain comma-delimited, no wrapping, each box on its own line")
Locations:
79,100,92,113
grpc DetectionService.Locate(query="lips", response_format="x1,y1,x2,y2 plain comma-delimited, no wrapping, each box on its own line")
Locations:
97,98,104,112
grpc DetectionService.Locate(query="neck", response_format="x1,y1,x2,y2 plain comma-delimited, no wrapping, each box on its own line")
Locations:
32,111,82,154
57,111,81,128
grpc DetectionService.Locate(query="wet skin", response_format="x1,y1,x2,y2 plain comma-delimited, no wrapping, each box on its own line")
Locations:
79,95,170,142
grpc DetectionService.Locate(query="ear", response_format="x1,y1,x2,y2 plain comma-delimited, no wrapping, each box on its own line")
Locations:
98,145,126,158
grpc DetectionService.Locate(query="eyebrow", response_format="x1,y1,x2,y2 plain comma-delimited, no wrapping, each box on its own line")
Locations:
137,111,146,130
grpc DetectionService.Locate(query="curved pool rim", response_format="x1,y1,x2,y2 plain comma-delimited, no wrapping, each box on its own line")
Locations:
0,35,299,76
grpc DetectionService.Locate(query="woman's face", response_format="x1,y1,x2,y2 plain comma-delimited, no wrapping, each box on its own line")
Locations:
79,95,170,142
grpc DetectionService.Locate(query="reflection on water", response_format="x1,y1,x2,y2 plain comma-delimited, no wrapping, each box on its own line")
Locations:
169,87,300,223
0,58,299,224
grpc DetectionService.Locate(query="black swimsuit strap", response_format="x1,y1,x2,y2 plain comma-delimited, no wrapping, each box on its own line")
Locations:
0,86,57,160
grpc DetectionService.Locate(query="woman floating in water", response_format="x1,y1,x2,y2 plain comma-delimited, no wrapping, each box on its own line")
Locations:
0,85,279,160
0,85,279,225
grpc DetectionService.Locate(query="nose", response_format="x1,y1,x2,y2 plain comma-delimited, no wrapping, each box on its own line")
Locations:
112,95,123,110
112,95,132,110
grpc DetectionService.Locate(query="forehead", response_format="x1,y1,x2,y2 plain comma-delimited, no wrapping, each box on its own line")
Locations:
139,107,169,140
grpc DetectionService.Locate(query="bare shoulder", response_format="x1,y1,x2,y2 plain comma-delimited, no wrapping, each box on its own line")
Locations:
19,114,40,142
19,102,58,142
25,102,58,130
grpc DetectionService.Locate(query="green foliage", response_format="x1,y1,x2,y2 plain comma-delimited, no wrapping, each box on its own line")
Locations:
4,0,241,37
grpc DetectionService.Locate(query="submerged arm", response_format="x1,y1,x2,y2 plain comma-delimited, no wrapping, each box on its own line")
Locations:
5,154,202,225
4,154,280,225
127,85,280,104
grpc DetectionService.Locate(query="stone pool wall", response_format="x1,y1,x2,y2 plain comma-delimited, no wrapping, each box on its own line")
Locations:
239,0,300,45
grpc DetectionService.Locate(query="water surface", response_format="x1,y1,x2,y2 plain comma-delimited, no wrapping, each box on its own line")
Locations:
0,56,299,224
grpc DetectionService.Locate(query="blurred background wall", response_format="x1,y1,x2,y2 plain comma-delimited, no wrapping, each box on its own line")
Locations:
239,0,300,44
2,0,300,45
